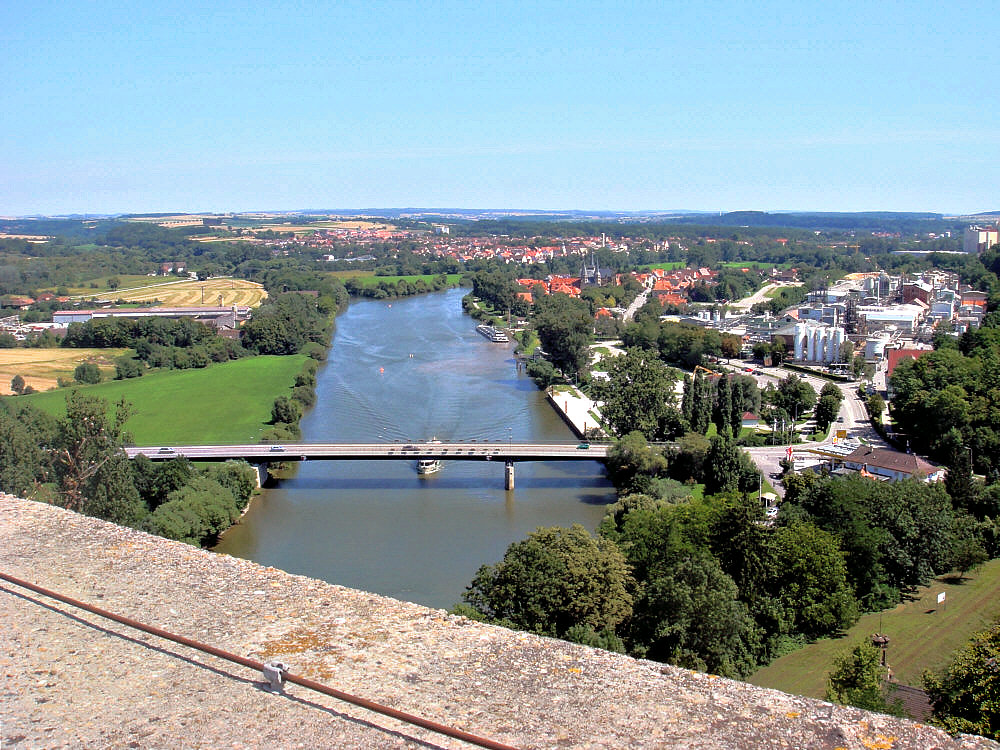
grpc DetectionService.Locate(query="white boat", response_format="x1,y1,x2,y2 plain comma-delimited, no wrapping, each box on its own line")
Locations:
417,458,442,475
476,324,510,343
417,438,443,475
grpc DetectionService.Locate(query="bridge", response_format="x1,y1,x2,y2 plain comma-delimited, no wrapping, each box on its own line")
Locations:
125,441,611,490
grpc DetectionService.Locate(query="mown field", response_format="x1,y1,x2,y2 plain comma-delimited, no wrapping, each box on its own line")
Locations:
106,279,268,307
21,355,307,445
0,348,126,394
50,275,185,296
749,558,1000,697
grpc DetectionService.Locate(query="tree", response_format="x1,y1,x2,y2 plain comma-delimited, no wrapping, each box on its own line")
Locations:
923,622,1000,740
703,434,758,496
592,348,683,440
866,392,885,424
941,428,975,511
73,362,101,384
271,395,301,426
713,375,734,436
462,524,633,639
533,293,593,376
52,392,144,525
826,641,902,715
0,406,48,495
605,431,669,489
773,521,857,637
814,394,841,432
772,374,816,419
630,549,762,678
10,374,25,394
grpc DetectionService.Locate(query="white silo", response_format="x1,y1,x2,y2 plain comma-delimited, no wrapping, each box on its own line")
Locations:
831,327,845,362
794,323,806,361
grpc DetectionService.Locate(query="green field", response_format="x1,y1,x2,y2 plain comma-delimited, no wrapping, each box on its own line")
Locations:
22,355,307,445
749,558,1000,697
638,262,685,271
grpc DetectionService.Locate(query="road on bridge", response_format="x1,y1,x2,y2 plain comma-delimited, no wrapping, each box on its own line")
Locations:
125,441,611,463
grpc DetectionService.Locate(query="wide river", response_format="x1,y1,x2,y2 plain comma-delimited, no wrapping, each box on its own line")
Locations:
215,288,615,609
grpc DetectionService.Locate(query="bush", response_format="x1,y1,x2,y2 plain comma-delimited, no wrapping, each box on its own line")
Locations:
290,385,315,408
73,362,101,384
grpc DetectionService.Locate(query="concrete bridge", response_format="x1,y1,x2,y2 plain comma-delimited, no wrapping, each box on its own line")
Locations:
125,441,611,490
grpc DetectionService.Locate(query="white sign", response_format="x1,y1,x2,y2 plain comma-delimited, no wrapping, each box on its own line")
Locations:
937,592,946,604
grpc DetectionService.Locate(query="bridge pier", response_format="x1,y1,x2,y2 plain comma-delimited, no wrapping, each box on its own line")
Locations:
250,463,269,488
505,461,515,491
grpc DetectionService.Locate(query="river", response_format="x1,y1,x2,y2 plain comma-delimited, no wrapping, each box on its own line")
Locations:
214,288,615,609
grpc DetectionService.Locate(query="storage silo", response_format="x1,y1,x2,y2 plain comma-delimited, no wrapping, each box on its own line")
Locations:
832,327,845,362
794,323,807,361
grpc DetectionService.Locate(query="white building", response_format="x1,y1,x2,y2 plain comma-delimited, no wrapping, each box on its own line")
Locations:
964,225,999,254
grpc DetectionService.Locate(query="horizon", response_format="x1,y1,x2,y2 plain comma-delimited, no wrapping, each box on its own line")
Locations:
3,1,998,216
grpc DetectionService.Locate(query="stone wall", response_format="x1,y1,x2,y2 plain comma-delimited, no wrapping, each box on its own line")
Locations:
1,494,995,749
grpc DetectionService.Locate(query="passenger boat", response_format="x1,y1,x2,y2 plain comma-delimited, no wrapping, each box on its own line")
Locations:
417,458,442,475
475,324,509,343
417,438,443,476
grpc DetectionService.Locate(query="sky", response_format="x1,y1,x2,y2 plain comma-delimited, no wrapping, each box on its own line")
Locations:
2,1,998,216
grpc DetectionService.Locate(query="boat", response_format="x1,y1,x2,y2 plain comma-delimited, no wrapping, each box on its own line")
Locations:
417,458,441,475
417,438,443,476
476,324,510,343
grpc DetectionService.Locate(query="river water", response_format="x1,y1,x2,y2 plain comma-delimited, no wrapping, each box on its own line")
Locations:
214,288,615,609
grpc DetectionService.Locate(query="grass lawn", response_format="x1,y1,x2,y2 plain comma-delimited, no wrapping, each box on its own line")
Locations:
765,284,799,298
21,355,307,445
749,558,1000,697
638,262,685,271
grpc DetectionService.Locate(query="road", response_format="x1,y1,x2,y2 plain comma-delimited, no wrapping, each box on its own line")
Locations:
125,441,611,463
728,281,803,312
623,286,651,321
730,360,887,497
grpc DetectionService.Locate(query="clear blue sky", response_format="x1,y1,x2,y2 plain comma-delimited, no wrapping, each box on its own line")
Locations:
2,1,998,216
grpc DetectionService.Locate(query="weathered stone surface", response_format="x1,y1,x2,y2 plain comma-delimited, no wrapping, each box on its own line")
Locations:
1,494,996,749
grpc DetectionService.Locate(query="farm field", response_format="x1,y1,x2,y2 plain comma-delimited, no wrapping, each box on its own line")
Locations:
0,348,126,394
47,275,185,296
749,558,1000,699
21,355,307,445
104,278,267,308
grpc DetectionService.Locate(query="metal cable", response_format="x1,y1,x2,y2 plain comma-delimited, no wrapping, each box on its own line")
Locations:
1,571,519,750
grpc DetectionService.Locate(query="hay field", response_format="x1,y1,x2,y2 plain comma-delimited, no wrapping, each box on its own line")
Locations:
111,279,267,308
0,349,125,394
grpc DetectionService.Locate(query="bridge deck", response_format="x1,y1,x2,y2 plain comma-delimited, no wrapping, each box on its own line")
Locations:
125,441,611,462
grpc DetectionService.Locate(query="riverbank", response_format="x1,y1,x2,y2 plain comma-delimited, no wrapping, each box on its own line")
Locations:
546,384,605,439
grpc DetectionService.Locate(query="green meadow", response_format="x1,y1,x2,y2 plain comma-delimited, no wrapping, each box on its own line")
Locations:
749,558,1000,697
23,355,307,445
